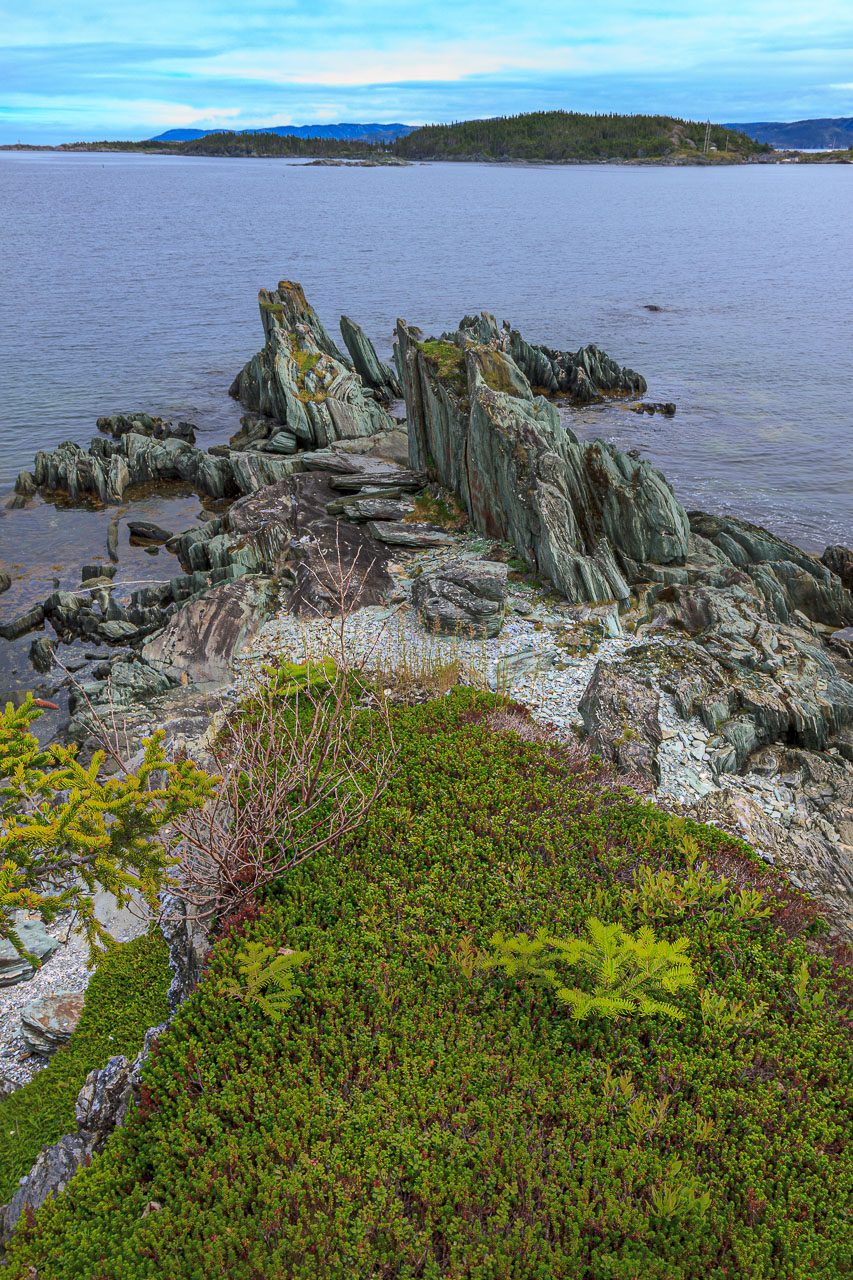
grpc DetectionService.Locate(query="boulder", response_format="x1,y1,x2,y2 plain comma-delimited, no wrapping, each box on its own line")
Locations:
0,921,59,987
366,521,455,548
579,660,662,785
411,560,509,638
340,497,415,522
20,991,86,1056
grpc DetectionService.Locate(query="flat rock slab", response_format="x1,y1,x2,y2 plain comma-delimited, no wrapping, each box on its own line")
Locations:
366,521,455,548
0,921,59,987
143,574,277,685
341,498,415,522
21,991,86,1056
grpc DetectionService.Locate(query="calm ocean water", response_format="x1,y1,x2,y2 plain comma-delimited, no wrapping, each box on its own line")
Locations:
0,152,851,695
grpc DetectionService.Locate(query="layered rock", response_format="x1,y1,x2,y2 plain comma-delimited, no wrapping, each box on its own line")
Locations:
396,320,688,605
688,513,853,628
30,431,303,507
142,575,278,684
0,922,59,987
339,315,402,402
411,561,509,638
20,991,86,1056
579,661,662,784
455,311,647,403
229,281,396,448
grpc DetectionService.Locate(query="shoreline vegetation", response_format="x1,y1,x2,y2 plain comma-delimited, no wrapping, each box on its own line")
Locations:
3,109,850,164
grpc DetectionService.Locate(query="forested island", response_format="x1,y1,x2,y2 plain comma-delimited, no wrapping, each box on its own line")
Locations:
3,110,777,163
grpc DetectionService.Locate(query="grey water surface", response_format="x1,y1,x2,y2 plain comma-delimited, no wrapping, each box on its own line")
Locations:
0,151,851,697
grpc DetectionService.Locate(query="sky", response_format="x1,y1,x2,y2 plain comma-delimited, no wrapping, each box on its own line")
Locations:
2,0,852,143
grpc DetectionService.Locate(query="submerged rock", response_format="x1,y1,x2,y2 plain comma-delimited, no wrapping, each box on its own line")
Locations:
411,561,509,638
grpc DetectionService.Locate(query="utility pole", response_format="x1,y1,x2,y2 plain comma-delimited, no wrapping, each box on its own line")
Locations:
703,120,711,154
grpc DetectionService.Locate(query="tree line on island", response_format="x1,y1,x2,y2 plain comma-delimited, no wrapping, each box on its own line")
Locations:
55,110,772,161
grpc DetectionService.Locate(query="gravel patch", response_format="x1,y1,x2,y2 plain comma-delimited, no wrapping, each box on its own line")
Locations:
0,900,149,1090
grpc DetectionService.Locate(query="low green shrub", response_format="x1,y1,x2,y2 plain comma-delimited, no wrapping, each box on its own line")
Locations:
6,691,852,1278
0,932,170,1204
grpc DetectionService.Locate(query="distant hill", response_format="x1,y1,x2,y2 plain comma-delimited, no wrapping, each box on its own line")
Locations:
724,118,853,150
391,112,766,161
150,122,416,143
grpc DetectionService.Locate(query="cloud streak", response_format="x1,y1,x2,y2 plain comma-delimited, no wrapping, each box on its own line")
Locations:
2,1,851,142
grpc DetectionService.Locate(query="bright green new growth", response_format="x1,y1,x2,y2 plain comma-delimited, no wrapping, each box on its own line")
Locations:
488,917,696,1021
219,941,310,1020
0,698,214,965
261,657,339,697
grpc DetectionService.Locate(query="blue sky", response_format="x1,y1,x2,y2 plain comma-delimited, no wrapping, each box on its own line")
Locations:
2,0,851,142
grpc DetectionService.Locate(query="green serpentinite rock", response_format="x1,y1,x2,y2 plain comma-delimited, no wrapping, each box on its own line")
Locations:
396,319,688,605
455,311,647,403
229,281,396,447
339,314,402,402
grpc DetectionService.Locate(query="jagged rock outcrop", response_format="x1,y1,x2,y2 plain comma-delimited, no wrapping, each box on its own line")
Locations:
688,512,853,628
611,576,853,775
396,320,688,605
821,544,853,595
229,281,396,447
0,1034,165,1248
455,311,647,403
340,315,402,402
411,561,509,638
96,413,196,444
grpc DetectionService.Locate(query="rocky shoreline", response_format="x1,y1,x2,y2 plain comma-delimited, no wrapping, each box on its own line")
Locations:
2,274,853,1019
2,276,853,1245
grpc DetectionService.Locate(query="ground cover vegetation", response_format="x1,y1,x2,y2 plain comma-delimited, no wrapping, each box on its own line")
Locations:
0,932,170,1203
5,685,853,1279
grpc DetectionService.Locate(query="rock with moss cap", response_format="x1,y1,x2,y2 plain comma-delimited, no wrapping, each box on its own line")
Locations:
395,318,688,605
229,281,397,448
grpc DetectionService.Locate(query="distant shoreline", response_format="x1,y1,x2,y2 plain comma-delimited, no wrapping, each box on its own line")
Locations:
2,143,849,166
